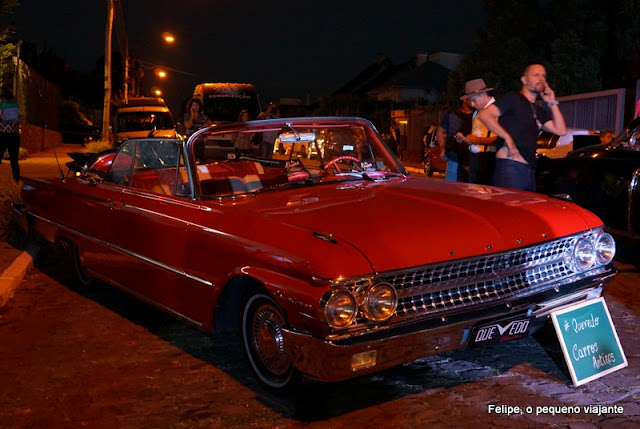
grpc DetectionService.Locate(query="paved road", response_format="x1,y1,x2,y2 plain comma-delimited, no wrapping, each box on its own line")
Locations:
0,250,639,428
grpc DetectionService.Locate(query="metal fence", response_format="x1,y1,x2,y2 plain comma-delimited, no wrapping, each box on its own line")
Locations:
398,86,636,164
558,89,626,134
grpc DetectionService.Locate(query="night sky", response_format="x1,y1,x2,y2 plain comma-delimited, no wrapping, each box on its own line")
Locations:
14,0,486,115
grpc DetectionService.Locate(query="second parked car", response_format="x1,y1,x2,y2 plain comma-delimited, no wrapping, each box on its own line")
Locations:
537,117,640,240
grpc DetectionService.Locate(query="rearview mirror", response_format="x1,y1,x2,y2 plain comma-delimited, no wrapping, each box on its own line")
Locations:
278,132,315,143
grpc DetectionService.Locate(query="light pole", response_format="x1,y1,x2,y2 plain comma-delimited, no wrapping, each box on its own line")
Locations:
102,0,114,142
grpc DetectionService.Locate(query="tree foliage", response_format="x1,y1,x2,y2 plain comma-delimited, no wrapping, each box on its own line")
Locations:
0,0,19,86
450,0,640,101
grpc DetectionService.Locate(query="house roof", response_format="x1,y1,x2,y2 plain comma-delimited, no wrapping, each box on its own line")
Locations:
333,53,451,97
333,54,396,96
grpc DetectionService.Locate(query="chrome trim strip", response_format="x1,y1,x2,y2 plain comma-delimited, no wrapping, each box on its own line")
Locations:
628,167,640,234
121,188,220,212
28,212,213,287
530,285,606,318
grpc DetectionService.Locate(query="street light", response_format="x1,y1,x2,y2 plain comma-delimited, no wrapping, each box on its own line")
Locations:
161,32,175,44
155,68,167,78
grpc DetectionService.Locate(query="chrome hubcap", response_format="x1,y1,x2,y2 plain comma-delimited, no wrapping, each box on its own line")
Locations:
252,304,290,376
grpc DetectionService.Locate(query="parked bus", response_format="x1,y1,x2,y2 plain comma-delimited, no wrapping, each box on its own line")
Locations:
192,83,261,123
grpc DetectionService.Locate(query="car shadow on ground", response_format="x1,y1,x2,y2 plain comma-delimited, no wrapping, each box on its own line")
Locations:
36,249,574,423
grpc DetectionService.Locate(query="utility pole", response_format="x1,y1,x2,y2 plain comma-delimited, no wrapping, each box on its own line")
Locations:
114,0,130,103
123,49,129,103
102,0,114,143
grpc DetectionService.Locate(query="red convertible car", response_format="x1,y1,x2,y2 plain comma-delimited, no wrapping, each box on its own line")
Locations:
16,117,617,390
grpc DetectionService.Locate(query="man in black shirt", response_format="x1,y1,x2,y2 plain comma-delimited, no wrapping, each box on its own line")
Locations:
478,64,566,192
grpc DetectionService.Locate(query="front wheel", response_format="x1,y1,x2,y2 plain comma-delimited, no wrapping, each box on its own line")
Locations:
242,294,297,390
423,156,433,176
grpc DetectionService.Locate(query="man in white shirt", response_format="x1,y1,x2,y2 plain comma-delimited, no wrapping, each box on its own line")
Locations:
458,79,497,185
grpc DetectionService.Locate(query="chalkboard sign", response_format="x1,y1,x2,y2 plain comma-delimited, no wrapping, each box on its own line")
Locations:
551,297,627,386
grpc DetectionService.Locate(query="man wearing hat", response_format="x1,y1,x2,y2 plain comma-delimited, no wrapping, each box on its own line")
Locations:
460,79,497,185
478,64,566,192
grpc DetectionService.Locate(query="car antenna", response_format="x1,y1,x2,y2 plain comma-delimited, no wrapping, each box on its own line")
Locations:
51,138,66,180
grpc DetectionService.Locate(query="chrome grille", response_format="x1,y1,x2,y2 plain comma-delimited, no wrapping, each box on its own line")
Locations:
382,237,572,292
337,234,589,323
394,260,571,317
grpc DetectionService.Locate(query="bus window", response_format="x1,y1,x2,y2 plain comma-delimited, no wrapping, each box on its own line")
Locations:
193,83,261,123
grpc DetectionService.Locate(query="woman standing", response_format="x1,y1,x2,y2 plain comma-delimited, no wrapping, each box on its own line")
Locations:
232,109,253,157
0,87,21,183
183,97,211,137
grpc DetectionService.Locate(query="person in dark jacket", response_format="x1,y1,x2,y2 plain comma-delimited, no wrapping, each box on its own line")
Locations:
437,100,473,182
0,87,21,183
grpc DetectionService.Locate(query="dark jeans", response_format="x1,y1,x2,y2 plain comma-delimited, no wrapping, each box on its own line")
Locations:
469,152,496,185
444,150,470,182
493,158,535,192
0,132,20,181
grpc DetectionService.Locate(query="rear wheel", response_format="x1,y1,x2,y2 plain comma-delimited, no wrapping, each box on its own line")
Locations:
242,293,296,390
71,242,93,286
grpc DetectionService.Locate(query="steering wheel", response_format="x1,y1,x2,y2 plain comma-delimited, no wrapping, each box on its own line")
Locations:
324,156,361,173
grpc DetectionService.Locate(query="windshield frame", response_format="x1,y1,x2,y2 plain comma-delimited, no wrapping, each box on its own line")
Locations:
186,117,408,199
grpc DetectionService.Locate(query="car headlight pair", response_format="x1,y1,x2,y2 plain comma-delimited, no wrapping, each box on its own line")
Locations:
573,232,616,271
324,283,397,329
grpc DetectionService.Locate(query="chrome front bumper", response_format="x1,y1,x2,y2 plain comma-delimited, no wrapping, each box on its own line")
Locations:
283,267,616,383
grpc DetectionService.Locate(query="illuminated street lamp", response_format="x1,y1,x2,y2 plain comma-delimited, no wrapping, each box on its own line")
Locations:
161,32,175,44
151,87,162,97
155,68,167,79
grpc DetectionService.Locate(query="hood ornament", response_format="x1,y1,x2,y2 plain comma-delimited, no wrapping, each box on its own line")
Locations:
313,232,338,244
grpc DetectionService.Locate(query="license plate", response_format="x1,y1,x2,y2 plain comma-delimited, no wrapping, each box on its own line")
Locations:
469,315,533,348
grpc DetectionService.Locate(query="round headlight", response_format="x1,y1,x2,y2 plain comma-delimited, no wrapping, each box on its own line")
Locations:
596,232,616,265
324,291,357,328
574,237,595,271
363,283,397,322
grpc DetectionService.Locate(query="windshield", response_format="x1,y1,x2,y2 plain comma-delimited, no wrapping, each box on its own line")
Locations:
117,111,174,132
191,123,404,197
203,93,261,122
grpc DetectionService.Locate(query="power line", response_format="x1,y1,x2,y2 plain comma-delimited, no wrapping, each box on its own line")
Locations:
137,59,199,78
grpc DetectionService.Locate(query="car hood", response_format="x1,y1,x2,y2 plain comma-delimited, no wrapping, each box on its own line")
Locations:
242,177,603,273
